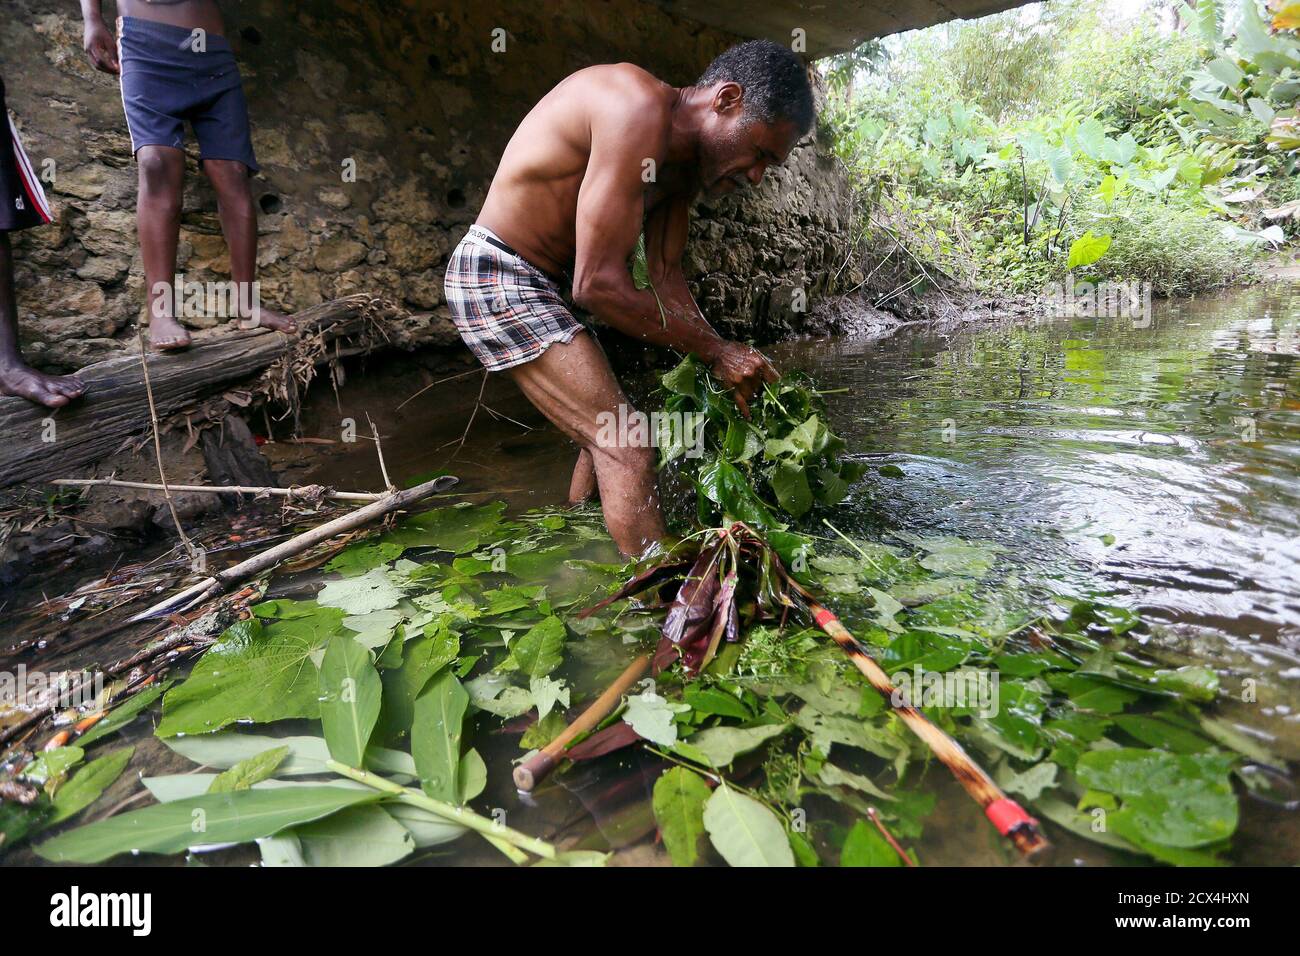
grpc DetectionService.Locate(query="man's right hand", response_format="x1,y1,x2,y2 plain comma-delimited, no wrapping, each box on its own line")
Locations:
710,340,779,420
84,19,120,75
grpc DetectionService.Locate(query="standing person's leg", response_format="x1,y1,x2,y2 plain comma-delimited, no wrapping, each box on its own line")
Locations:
0,78,85,406
200,158,294,334
508,332,666,556
0,233,86,406
135,145,190,351
569,448,598,504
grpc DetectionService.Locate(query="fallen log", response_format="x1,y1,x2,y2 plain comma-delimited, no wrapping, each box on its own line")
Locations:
0,294,398,487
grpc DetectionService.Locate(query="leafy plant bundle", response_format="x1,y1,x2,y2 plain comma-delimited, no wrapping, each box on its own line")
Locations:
657,356,866,528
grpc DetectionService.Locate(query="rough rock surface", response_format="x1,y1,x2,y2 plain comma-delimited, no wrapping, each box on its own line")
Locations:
2,0,853,373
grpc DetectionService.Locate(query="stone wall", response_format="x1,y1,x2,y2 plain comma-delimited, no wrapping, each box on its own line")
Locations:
2,0,852,373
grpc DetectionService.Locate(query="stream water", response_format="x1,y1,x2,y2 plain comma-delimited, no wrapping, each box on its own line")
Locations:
7,281,1298,866
414,280,1300,866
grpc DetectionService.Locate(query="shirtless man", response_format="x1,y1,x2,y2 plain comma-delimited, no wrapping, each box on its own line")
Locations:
79,0,295,350
445,40,814,556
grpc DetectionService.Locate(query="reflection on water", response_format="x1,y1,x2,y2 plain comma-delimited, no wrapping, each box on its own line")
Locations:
774,283,1300,763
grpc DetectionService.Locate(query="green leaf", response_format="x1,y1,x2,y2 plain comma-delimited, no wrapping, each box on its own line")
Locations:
622,690,690,747
48,747,134,825
317,568,403,615
36,787,378,863
682,723,788,767
157,614,341,737
771,463,814,516
840,819,902,867
412,670,469,803
291,804,415,867
652,767,711,867
207,746,291,794
702,785,795,867
1075,749,1237,849
382,502,506,554
1067,230,1113,269
500,616,566,678
318,635,383,767
76,683,169,748
376,623,460,743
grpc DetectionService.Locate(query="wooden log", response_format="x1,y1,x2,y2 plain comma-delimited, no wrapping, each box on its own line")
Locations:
0,295,393,487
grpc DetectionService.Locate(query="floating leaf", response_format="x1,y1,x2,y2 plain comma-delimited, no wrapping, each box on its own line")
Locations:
207,746,290,794
702,785,795,867
319,635,383,767
49,747,134,825
653,767,711,867
412,671,469,803
37,787,378,863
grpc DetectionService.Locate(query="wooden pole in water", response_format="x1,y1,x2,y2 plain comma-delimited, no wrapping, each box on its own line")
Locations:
784,573,1050,859
513,653,650,792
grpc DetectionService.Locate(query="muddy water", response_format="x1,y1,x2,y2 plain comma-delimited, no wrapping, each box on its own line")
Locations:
10,282,1298,866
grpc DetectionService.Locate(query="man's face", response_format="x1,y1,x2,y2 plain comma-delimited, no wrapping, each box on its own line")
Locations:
698,82,801,199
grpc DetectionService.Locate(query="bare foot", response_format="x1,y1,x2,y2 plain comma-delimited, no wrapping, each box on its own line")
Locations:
0,360,87,408
150,313,193,352
239,306,297,334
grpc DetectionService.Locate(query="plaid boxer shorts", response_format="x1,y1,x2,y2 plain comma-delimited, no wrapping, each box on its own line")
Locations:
444,224,585,371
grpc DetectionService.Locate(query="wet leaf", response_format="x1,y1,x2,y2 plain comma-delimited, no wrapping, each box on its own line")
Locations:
317,568,402,615
37,787,379,863
652,766,711,867
48,747,134,825
76,682,170,748
207,746,290,794
841,819,902,867
682,723,788,767
412,671,469,803
702,785,794,867
292,804,415,867
622,690,690,747
499,616,566,678
157,615,341,737
1075,749,1237,848
319,635,382,767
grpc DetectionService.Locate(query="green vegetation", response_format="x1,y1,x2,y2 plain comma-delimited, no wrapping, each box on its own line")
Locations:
824,0,1300,297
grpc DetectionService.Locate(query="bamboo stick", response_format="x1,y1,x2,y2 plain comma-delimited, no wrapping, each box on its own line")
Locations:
126,474,458,622
790,581,1050,859
513,653,650,792
52,477,386,502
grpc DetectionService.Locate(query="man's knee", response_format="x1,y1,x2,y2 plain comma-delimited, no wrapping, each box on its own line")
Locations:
138,151,179,196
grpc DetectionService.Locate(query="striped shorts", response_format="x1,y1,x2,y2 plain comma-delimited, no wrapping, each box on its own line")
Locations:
444,224,585,371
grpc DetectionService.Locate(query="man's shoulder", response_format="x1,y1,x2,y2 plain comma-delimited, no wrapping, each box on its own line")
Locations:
566,63,673,122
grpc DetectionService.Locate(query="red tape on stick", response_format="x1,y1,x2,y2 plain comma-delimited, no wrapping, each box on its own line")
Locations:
985,798,1038,835
813,606,838,628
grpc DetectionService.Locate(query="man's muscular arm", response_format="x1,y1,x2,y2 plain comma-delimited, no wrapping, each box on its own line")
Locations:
644,195,778,415
572,97,776,414
80,1,120,74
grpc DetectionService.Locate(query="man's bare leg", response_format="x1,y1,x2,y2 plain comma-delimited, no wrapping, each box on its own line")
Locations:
508,331,666,555
568,448,598,504
0,233,85,406
136,145,190,351
202,158,295,334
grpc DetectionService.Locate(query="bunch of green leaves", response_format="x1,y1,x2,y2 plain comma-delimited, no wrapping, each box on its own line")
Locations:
658,356,866,527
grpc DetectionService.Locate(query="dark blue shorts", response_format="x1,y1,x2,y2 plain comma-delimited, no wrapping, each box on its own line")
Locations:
117,16,258,172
